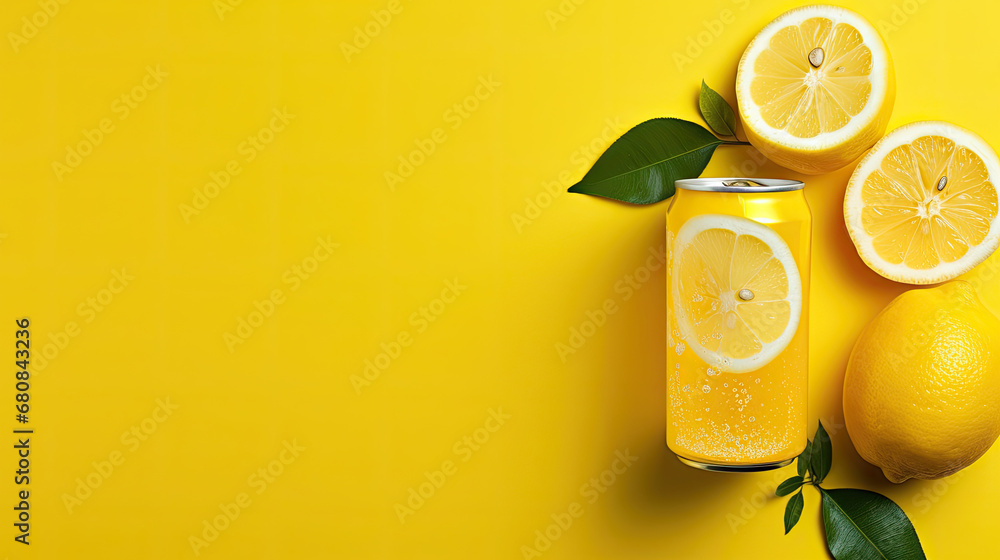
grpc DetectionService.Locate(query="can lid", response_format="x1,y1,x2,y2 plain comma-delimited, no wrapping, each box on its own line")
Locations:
674,178,804,193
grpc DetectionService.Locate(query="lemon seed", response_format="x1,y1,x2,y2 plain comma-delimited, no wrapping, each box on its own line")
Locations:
808,48,824,68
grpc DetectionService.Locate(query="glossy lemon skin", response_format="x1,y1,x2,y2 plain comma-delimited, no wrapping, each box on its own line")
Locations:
843,281,1000,482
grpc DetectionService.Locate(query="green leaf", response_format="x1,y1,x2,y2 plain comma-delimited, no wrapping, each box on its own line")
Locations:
567,118,722,204
820,488,927,560
698,80,737,137
784,489,804,535
775,476,805,497
811,421,832,484
797,439,813,477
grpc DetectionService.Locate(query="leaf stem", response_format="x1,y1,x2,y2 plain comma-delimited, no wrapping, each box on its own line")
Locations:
720,140,752,146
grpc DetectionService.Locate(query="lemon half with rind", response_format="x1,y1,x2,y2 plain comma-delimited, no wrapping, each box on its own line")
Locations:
845,121,1000,285
736,5,895,174
671,215,802,373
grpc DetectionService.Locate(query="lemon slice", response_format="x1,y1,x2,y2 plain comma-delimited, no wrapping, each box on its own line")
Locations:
736,5,895,174
845,121,1000,284
672,215,802,373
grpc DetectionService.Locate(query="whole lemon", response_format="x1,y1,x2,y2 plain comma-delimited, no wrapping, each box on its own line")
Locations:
843,281,1000,483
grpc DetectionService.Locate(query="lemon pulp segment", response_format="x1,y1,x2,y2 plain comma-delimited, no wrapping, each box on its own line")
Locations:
861,136,997,268
751,17,873,138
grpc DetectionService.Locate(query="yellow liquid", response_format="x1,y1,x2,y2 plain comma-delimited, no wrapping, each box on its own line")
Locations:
666,189,810,466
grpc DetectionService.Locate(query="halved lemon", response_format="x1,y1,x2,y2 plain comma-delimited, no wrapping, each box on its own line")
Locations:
845,121,1000,284
736,5,895,174
672,215,802,373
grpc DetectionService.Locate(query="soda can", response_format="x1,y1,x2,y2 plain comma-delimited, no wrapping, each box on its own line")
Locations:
667,178,810,471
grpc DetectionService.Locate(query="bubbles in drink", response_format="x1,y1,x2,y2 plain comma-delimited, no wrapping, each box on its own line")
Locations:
682,384,690,392
702,385,710,393
675,342,686,355
706,367,719,376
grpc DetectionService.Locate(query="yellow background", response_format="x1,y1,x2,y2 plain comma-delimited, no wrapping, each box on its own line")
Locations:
1,0,999,558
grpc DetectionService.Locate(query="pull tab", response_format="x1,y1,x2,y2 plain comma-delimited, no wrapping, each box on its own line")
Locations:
721,179,766,187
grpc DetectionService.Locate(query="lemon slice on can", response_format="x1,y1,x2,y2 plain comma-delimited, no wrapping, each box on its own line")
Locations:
736,5,895,174
672,215,802,373
844,121,1000,284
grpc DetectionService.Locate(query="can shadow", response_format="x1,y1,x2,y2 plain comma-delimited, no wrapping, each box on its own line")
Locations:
577,212,745,544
